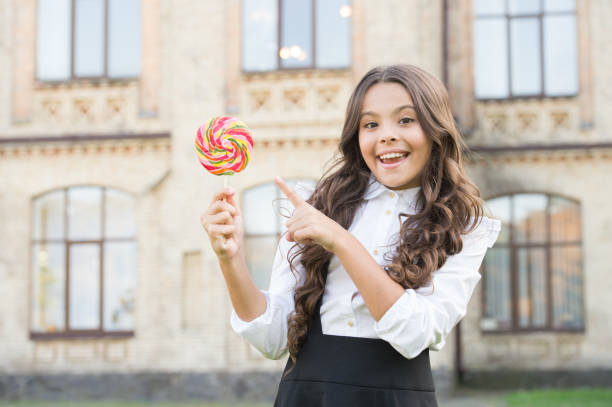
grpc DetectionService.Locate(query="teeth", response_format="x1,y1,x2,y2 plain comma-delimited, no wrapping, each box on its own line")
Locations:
379,152,406,160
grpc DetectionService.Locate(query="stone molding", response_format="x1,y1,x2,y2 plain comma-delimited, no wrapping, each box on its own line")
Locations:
466,141,612,165
0,133,171,158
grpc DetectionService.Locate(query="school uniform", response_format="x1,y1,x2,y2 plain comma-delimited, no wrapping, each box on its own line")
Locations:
231,176,501,406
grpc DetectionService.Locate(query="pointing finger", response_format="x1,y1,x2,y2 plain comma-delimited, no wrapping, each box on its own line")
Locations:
274,176,306,208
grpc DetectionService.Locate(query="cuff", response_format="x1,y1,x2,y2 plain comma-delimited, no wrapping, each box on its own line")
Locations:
230,290,271,334
374,291,415,335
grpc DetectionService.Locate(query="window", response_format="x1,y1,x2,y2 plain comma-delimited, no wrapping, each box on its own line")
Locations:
473,0,578,99
37,0,141,81
481,193,584,332
242,0,352,71
31,186,137,338
242,179,315,289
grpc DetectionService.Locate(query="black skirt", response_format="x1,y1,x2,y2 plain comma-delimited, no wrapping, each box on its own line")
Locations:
274,298,438,406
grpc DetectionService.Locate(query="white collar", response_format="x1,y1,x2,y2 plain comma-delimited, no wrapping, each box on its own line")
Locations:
363,174,421,206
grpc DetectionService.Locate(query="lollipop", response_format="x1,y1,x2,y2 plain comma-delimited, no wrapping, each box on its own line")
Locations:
195,116,253,183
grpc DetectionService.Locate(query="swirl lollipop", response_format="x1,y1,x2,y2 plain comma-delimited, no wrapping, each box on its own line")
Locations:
195,116,253,185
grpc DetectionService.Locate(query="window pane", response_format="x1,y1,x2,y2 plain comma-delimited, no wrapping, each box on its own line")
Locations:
242,0,278,71
509,0,541,15
280,0,313,68
33,190,65,240
550,196,580,242
510,17,541,95
31,243,65,332
37,0,71,80
474,0,505,16
482,247,512,330
544,0,575,12
108,0,141,78
486,196,511,243
105,189,136,238
74,0,105,77
68,187,102,240
517,248,547,328
243,183,279,235
513,194,547,243
69,243,100,329
544,15,578,95
104,242,136,330
474,18,508,98
245,236,278,290
315,0,351,68
552,245,583,328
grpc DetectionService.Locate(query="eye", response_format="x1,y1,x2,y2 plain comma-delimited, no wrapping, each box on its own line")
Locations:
400,117,414,124
363,122,377,129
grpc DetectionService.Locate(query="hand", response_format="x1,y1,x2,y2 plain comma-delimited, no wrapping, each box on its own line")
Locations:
274,176,345,253
200,187,244,261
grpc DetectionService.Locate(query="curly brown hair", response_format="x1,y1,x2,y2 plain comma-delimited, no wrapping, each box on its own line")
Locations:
283,64,486,375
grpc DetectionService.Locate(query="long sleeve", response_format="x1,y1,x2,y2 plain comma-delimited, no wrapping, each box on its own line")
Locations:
230,229,304,360
373,217,501,359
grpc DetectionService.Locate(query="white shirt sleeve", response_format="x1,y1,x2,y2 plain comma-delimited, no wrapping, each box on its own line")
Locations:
229,228,304,360
373,217,501,359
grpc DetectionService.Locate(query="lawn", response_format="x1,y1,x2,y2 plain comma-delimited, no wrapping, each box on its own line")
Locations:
504,388,612,407
1,388,612,407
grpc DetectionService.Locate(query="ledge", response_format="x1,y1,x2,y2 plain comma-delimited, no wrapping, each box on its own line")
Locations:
0,132,171,144
467,141,612,154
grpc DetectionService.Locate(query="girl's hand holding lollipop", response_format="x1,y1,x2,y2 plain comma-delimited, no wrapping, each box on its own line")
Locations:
201,187,243,260
197,116,253,260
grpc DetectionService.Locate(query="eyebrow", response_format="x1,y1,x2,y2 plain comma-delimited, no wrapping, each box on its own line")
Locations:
359,104,416,120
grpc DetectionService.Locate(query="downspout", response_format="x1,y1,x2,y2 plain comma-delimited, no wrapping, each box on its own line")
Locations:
442,0,449,86
442,0,465,387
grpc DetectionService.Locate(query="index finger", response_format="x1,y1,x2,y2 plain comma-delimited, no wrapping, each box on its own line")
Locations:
274,176,306,207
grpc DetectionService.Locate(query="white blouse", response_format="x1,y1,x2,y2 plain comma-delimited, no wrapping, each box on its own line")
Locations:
231,178,501,360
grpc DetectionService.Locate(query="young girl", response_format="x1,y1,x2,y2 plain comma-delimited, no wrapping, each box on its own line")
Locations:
201,64,501,406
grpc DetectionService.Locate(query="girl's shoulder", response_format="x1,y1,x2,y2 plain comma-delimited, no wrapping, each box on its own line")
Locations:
463,216,502,249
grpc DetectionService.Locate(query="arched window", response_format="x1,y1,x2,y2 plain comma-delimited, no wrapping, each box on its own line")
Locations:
31,186,137,338
481,193,584,332
242,179,316,290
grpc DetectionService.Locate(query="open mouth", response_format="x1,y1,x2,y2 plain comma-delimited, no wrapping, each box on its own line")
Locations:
377,152,410,166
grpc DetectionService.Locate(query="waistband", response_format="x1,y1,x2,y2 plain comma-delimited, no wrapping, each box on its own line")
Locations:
280,298,435,392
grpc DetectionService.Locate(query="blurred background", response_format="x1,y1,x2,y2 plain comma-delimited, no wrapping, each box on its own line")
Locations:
1,0,611,405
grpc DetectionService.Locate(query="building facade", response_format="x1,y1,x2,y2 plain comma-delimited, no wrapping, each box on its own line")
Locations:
1,0,611,401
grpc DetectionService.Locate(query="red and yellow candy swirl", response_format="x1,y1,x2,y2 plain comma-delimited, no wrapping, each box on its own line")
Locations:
195,116,253,175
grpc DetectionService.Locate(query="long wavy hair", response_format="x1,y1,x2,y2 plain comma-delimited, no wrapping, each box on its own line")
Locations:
283,64,486,374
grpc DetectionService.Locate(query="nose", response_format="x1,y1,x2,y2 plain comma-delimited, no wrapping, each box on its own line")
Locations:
378,129,397,143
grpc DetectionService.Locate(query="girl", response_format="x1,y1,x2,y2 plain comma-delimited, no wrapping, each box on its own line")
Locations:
201,64,501,406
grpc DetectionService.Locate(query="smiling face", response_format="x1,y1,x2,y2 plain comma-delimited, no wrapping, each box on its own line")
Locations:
358,82,432,190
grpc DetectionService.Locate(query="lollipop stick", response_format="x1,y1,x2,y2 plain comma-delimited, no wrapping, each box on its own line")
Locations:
222,176,230,245
223,176,228,203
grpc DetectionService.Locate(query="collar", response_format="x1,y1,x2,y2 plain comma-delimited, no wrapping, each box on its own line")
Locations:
363,174,421,206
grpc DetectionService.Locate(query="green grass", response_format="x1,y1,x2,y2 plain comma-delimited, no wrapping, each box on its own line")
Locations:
505,388,612,407
2,389,612,407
